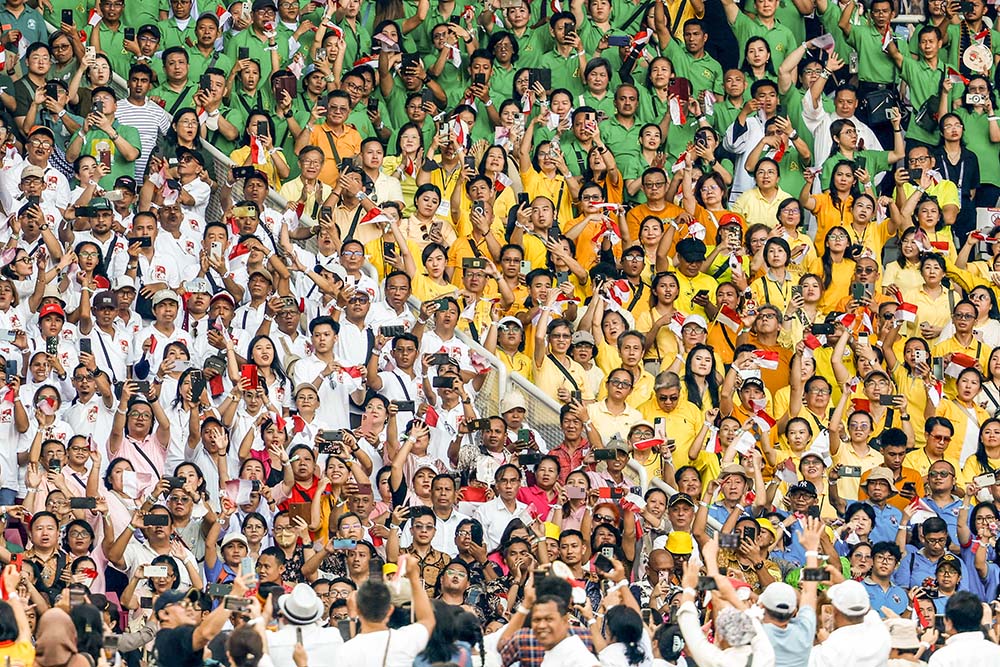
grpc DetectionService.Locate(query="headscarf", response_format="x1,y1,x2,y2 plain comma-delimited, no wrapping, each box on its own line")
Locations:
34,608,82,667
715,607,756,648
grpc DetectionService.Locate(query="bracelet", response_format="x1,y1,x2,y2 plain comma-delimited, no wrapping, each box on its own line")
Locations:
117,407,127,415
898,523,908,531
586,617,597,625
682,587,697,597
820,70,830,79
804,550,818,558
516,604,531,615
919,642,930,650
989,116,1000,122
110,132,120,141
699,501,708,508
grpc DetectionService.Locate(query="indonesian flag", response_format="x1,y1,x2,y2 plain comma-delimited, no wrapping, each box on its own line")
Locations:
606,279,632,307
494,172,512,194
634,438,664,451
469,350,491,374
215,4,232,28
716,305,742,332
667,310,688,338
248,134,267,165
353,55,379,69
803,332,823,350
671,151,687,174
769,141,787,163
424,405,439,427
591,216,621,246
945,352,978,378
733,429,757,455
807,429,832,466
360,207,391,226
326,22,344,39
228,242,250,261
461,4,475,22
775,458,798,486
550,0,562,11
403,157,416,177
342,366,363,379
554,291,580,313
971,231,1000,243
87,8,101,26
948,66,969,86
851,398,872,414
450,118,469,149
811,33,836,54
752,349,780,370
928,380,944,407
292,414,306,433
161,178,179,206
880,27,893,51
925,169,943,186
930,240,950,252
669,97,686,126
446,43,462,67
752,409,776,432
687,221,707,241
703,90,715,116
906,497,937,524
1,385,14,404
631,30,651,49
895,302,918,323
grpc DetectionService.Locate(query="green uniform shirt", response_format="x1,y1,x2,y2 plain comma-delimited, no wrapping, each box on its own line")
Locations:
664,39,724,96
489,65,516,108
225,29,289,85
90,22,130,79
188,49,236,85
0,6,46,46
820,148,889,185
41,0,93,36
511,28,549,68
538,50,585,97
900,56,952,146
151,83,197,116
730,12,797,68
560,137,593,177
955,107,1000,186
599,116,642,161
818,2,854,63
157,17,197,50
124,0,158,34
579,91,617,120
636,87,670,125
227,88,271,136
81,121,142,189
782,86,833,152
845,21,900,84
340,18,370,68
710,99,743,136
946,23,1000,75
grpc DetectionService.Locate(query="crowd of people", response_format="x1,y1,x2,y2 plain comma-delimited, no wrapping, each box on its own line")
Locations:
7,0,1000,662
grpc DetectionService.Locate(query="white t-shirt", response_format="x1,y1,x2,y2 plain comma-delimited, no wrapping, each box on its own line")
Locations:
268,623,344,667
337,624,430,667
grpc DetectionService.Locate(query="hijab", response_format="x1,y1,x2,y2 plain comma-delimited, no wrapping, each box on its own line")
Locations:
34,608,88,667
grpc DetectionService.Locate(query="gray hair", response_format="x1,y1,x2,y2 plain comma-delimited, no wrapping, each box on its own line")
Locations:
715,607,755,647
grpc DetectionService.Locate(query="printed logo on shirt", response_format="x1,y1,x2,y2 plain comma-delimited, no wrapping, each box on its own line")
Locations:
87,405,98,423
0,408,11,424
46,176,57,190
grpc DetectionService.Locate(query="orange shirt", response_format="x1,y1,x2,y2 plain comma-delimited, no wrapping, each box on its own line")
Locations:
308,123,361,186
626,201,685,244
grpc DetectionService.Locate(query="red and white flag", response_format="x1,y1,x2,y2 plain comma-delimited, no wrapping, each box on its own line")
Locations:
228,242,250,261
947,66,969,86
803,332,823,350
895,302,918,323
633,438,664,451
811,33,836,53
716,305,742,332
945,352,979,378
353,55,378,69
605,279,632,307
360,207,391,226
424,405,439,427
669,97,686,126
248,134,267,165
87,8,101,25
775,458,798,486
752,409,776,432
667,310,687,338
906,497,937,524
851,398,872,414
631,30,651,49
752,349,780,370
880,28,893,51
591,217,621,246
928,380,944,407
671,151,687,174
494,172,512,194
326,22,344,39
930,240,950,252
446,43,462,67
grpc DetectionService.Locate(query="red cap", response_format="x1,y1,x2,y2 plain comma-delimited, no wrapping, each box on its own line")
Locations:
39,303,65,320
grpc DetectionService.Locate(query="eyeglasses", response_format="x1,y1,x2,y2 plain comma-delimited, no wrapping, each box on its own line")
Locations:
68,530,91,538
908,155,931,165
874,553,896,562
927,470,953,478
855,266,877,275
929,434,953,443
643,180,667,188
341,250,364,258
29,139,52,149
445,568,467,578
594,514,615,523
273,526,295,533
953,312,976,320
68,445,90,452
924,536,948,544
167,495,191,503
608,378,632,388
72,373,94,381
808,388,832,396
127,411,152,419
548,333,572,339
657,393,679,402
456,530,472,537
827,233,849,241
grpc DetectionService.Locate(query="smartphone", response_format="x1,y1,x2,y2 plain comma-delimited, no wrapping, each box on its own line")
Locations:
471,198,485,214
518,452,541,466
241,556,256,579
801,567,831,581
93,99,103,114
144,565,169,578
791,285,803,299
134,380,150,396
878,394,903,406
189,371,206,400
432,376,455,389
139,597,154,609
255,120,268,137
607,34,631,47
240,364,259,390
45,336,58,355
164,475,185,488
390,400,415,412
932,357,945,381
666,77,692,102
232,166,256,179
519,260,531,275
854,155,867,172
319,429,344,443
593,554,613,573
85,46,96,61
811,323,835,335
79,338,92,355
593,449,617,461
851,282,867,301
238,47,250,60
124,27,135,41
102,636,120,652
320,206,333,221
975,473,997,487
142,514,169,527
4,359,15,379
128,236,153,248
807,506,821,519
696,575,718,591
742,525,758,542
462,257,487,270
199,74,212,93
45,82,59,100
332,539,357,550
527,68,551,90
840,465,862,478
48,458,61,473
600,546,615,560
69,497,96,509
903,481,917,493
466,418,490,430
379,325,405,338
355,483,373,496
223,596,250,612
366,96,379,113
206,583,233,597
909,168,923,184
61,8,73,23
555,270,570,285
382,240,397,258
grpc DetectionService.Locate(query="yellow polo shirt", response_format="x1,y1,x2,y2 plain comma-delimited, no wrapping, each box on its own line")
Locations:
933,398,990,465
673,271,719,318
833,444,884,500
587,400,643,443
932,336,990,399
731,187,793,229
534,354,593,400
597,367,656,409
900,286,959,344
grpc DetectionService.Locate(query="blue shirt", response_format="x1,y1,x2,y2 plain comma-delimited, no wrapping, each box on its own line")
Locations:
762,606,816,667
924,496,963,545
893,546,974,592
708,502,752,527
862,577,909,616
959,542,1000,601
866,501,904,545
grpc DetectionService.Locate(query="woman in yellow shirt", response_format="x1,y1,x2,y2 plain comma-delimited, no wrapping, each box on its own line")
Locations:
0,568,33,667
681,170,745,242
519,115,579,230
400,240,456,302
960,418,1000,486
397,184,457,251
749,237,794,312
928,367,992,467
882,228,925,295
807,226,856,313
229,113,290,189
800,161,867,253
382,122,424,214
772,198,818,281
635,272,682,370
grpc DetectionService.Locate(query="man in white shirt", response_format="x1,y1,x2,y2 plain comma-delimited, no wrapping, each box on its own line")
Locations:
474,463,529,550
270,583,344,667
929,591,1000,667
532,595,600,667
808,580,891,667
802,82,882,175
338,554,435,667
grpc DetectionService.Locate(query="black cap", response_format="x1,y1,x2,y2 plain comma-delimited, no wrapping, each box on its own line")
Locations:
251,0,277,10
138,24,161,39
668,492,697,508
176,146,206,167
114,175,137,193
788,480,818,496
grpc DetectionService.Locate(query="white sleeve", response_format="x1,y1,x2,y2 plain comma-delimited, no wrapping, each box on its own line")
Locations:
676,602,723,667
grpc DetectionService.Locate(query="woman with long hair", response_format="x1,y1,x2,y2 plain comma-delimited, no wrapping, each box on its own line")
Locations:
741,36,777,84
960,417,1000,485
896,184,958,262
625,124,665,205
242,335,291,410
927,367,990,466
808,225,856,312
800,160,866,253
899,253,958,343
34,608,91,667
635,272,681,370
936,112,980,241
956,499,1000,602
383,122,424,214
882,227,924,295
683,344,721,411
749,237,793,311
978,348,1000,417
229,111,289,188
398,240,453,302
820,117,905,187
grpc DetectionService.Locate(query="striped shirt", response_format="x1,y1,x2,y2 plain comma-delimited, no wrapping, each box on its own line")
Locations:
115,98,171,179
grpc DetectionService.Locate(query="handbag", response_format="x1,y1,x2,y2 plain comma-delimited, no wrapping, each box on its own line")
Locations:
863,88,898,126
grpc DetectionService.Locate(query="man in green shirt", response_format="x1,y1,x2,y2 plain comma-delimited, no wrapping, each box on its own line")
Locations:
224,0,287,84
888,24,956,147
538,12,587,97
150,46,196,115
599,85,643,165
89,0,130,76
838,0,901,86
188,14,236,84
720,0,797,68
65,86,141,189
656,16,725,97
158,0,198,50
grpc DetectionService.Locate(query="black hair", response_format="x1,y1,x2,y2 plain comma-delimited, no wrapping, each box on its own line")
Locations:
356,580,392,622
605,607,647,665
71,603,104,663
945,591,984,632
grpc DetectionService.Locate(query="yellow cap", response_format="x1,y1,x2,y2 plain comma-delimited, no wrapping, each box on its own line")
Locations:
544,521,561,541
382,563,398,576
756,518,778,540
665,531,693,555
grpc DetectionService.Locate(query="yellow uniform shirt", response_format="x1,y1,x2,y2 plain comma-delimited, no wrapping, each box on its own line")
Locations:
934,398,990,465
497,348,533,381
833,444,884,500
587,400,644,442
674,271,719,318
932,336,990,399
534,354,593,400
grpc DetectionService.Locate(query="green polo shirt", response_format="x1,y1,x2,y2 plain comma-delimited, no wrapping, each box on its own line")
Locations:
511,29,548,68
538,50,585,97
900,56,953,146
150,82,197,116
845,21,901,84
955,108,1000,186
124,0,158,33
730,12,797,68
202,105,239,157
157,17,198,51
579,91,616,120
227,88,271,136
80,121,142,189
340,19,370,69
489,65,516,108
664,39,724,96
188,49,236,85
820,148,889,185
436,60,468,109
744,0,807,45
710,99,743,136
599,116,642,162
41,0,93,36
782,86,833,152
559,137,593,177
636,88,670,125
945,23,1000,74
0,6,46,46
225,29,289,84
87,22,130,78
818,2,855,63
